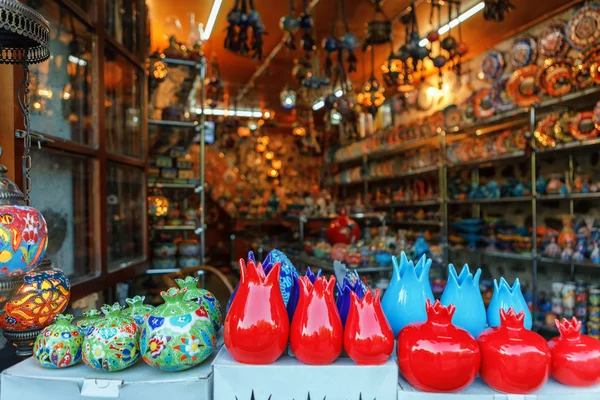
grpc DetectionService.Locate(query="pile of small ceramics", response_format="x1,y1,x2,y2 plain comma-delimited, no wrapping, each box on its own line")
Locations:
538,171,600,195
152,238,201,269
371,179,439,205
538,280,600,339
449,175,531,200
224,250,600,393
368,150,440,179
450,217,533,254
33,277,223,372
540,215,600,264
446,127,527,165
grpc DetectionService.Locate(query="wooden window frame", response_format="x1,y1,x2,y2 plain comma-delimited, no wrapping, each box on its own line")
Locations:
0,0,149,302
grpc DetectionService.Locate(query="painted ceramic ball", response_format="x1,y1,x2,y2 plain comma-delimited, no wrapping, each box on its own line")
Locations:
82,303,139,372
265,249,299,307
280,15,299,33
0,204,47,276
427,30,440,43
140,288,216,371
0,261,70,331
322,36,340,52
75,309,102,335
433,55,448,68
122,295,155,327
441,36,457,51
299,13,312,29
34,314,82,368
341,32,358,50
176,276,223,333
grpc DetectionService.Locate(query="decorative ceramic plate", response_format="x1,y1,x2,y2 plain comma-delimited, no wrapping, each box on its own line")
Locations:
570,111,599,141
538,20,570,58
481,51,505,80
460,94,475,121
443,105,462,128
554,111,576,142
594,101,600,129
583,47,600,84
472,89,495,119
490,73,516,113
566,4,600,51
507,65,540,107
535,114,559,148
537,58,574,96
511,37,538,68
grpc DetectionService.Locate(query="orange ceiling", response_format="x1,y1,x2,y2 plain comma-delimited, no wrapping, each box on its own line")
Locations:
147,0,578,109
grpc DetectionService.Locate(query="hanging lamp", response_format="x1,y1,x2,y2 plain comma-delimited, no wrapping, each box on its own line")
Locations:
357,46,385,115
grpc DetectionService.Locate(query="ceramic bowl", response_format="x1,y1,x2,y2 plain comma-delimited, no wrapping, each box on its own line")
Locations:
153,242,177,257
178,256,200,268
178,241,200,256
152,257,177,269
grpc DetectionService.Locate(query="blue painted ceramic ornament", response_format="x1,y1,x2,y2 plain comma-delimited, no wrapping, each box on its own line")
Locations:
322,36,340,52
341,32,358,50
381,252,434,336
299,13,312,29
440,264,486,338
487,277,532,330
335,273,365,327
280,15,300,33
287,266,321,321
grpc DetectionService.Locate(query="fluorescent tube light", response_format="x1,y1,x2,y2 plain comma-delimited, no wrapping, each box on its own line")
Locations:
313,101,325,111
335,90,344,97
418,2,484,48
201,0,222,41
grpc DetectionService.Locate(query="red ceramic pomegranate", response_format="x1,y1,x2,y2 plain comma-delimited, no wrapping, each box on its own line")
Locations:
224,259,289,364
326,210,360,245
478,308,551,394
344,289,394,365
398,299,480,392
290,275,343,365
548,317,600,387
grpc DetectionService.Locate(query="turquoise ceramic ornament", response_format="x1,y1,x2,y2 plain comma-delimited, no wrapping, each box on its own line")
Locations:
381,252,434,336
140,287,216,371
487,277,532,330
440,264,486,338
122,296,154,327
34,314,82,368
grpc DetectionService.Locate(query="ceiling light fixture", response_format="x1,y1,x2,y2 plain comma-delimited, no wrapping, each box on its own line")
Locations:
201,0,223,41
418,1,484,47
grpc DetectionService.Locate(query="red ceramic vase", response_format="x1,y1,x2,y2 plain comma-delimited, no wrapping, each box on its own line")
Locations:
478,308,551,394
224,259,289,364
398,299,480,392
548,317,600,387
326,210,360,245
344,289,394,365
290,275,343,365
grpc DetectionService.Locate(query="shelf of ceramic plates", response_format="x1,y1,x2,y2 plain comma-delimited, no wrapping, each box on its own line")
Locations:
537,136,600,155
446,150,527,169
448,196,534,205
367,165,440,183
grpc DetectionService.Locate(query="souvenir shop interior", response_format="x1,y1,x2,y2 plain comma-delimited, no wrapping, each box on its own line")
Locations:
0,0,599,398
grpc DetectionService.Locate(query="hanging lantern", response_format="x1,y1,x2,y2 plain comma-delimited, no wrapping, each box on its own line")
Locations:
148,194,169,217
280,0,300,50
364,0,392,47
280,87,297,109
293,126,307,136
149,59,168,82
382,52,403,87
272,159,282,169
357,76,385,115
238,126,251,137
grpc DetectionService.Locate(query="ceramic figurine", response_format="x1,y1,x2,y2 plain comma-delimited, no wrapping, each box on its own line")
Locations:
381,253,434,336
572,234,587,262
224,259,289,364
487,277,532,330
558,215,577,248
0,258,70,331
287,267,321,321
591,241,600,264
0,165,48,275
544,234,562,258
122,296,154,327
176,276,223,333
548,317,600,387
33,314,82,368
140,287,216,371
536,176,547,195
398,300,481,392
478,309,551,394
75,309,102,335
82,303,139,372
290,276,343,365
335,273,365,327
440,264,486,338
344,290,394,365
562,241,574,261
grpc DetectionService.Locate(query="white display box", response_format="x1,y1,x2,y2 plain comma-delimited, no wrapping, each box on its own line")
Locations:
213,347,398,400
1,334,224,400
398,376,600,400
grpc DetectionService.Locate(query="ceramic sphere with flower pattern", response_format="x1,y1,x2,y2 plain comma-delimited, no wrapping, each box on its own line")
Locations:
122,295,154,327
33,314,82,368
82,303,139,372
140,287,216,371
175,276,223,333
75,309,102,336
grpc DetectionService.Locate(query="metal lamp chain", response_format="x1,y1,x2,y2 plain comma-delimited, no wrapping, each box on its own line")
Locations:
17,57,33,205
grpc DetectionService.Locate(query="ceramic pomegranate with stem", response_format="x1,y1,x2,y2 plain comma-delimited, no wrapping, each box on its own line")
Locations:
344,289,394,365
548,317,600,387
290,275,343,365
224,259,289,364
176,276,223,333
398,299,480,392
478,308,551,394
